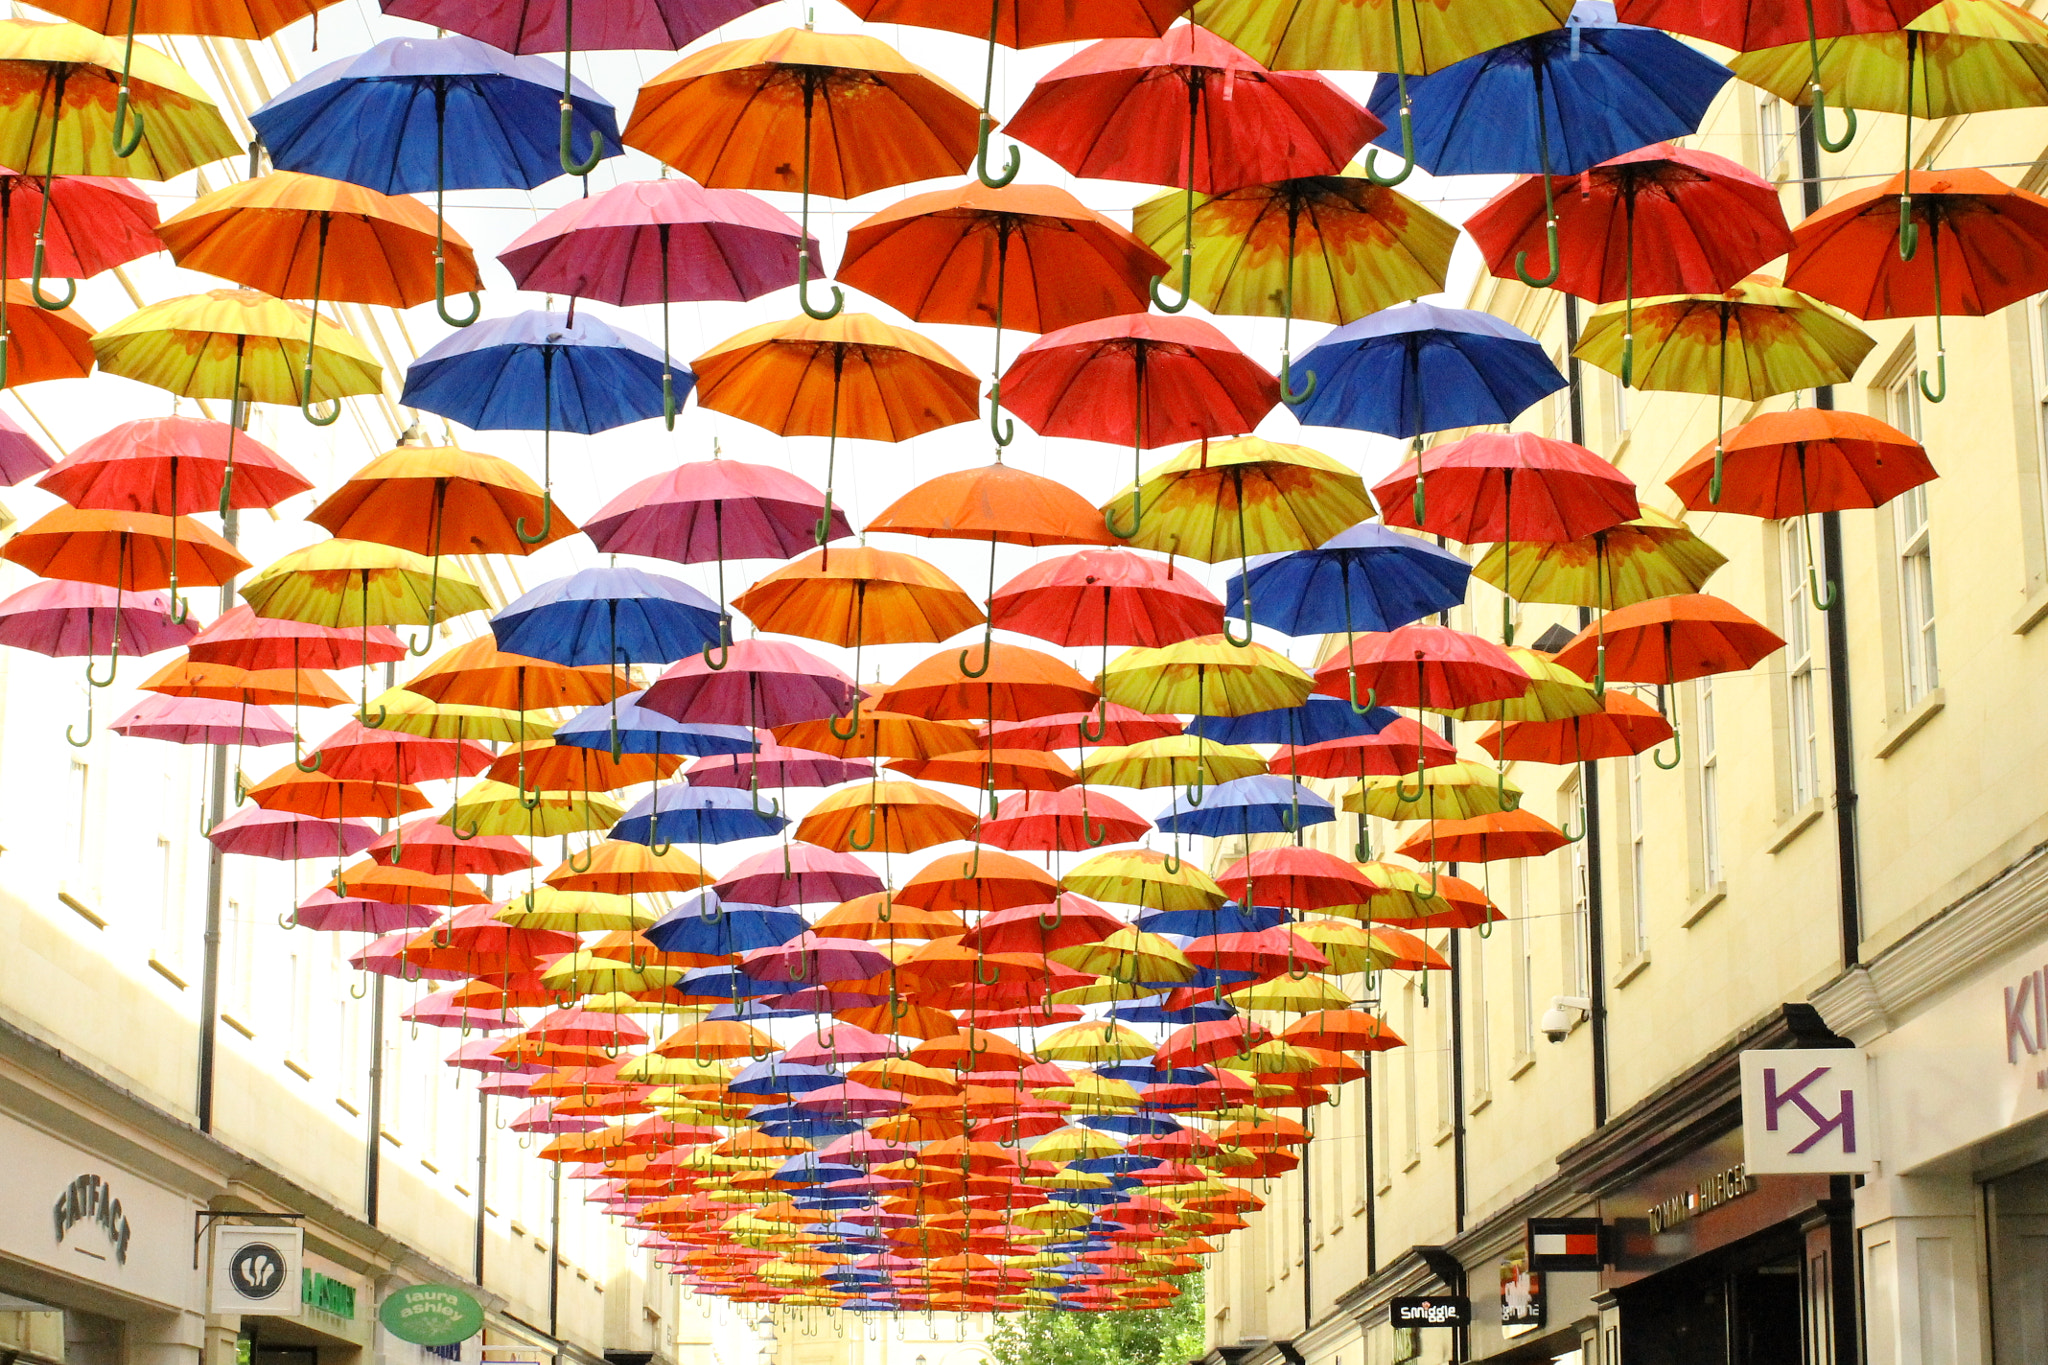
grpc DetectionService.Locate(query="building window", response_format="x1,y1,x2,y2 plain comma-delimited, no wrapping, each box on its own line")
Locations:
1890,363,1924,441
1698,677,1723,887
1781,521,1820,807
1564,779,1590,996
1435,979,1454,1134
1755,89,1787,176
1893,483,1939,705
1400,980,1420,1163
1609,370,1630,445
1628,756,1649,956
1373,1043,1392,1189
1513,865,1535,1059
1468,927,1491,1101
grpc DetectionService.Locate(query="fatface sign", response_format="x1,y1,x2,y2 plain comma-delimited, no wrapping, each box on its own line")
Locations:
53,1174,131,1265
210,1226,304,1316
1740,1048,1875,1174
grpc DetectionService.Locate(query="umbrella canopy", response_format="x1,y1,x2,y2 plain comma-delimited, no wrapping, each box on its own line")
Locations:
732,548,985,647
1552,594,1783,685
39,416,312,513
0,579,192,656
91,287,382,408
1000,314,1279,452
1476,688,1673,763
491,567,724,665
111,693,294,746
189,606,404,671
1224,523,1469,638
1472,507,1727,611
240,540,488,627
207,805,378,860
795,782,979,853
1284,301,1564,438
988,548,1225,651
0,282,96,387
0,19,239,180
583,458,850,565
1106,436,1378,563
308,443,574,557
693,313,979,442
383,0,776,55
1100,638,1313,717
402,310,673,435
1666,410,1935,518
3,507,247,588
641,640,859,728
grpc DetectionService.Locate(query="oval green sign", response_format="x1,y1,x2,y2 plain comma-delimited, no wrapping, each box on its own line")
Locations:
379,1284,483,1346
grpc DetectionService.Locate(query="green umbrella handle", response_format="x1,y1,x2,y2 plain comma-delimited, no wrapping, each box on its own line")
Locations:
847,804,878,851
516,489,555,544
1364,7,1415,187
556,0,603,176
1652,723,1682,770
433,113,480,326
65,680,93,748
1804,0,1856,154
1279,357,1316,406
111,0,146,159
975,116,1020,189
1151,86,1200,313
825,700,859,739
293,737,323,773
1917,225,1946,402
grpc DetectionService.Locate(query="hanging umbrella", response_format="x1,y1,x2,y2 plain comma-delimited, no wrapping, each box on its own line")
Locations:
443,779,625,838
498,179,815,425
1283,301,1564,449
250,34,620,318
688,744,871,791
1572,276,1876,502
554,695,754,759
401,310,675,544
1130,165,1455,391
691,314,978,554
1002,315,1280,536
39,415,312,619
1475,688,1673,764
189,605,406,671
0,578,192,658
0,280,95,392
205,804,377,860
1343,760,1518,824
369,816,538,876
1666,408,1932,608
1101,638,1312,719
1465,143,1795,383
157,171,482,418
1080,737,1266,789
717,846,885,906
1004,24,1381,311
978,787,1150,853
839,184,1165,444
112,693,292,748
1152,774,1333,839
1472,507,1727,621
1784,168,2048,403
1362,5,1731,286
622,28,981,320
614,785,791,849
774,702,980,761
0,171,148,390
1312,624,1524,798
144,658,351,709
493,567,724,669
90,289,383,453
1223,523,1469,652
865,463,1117,678
0,409,52,486
641,639,859,729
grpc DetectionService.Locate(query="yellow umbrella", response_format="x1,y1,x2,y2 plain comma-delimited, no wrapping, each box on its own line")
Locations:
1077,736,1267,789
1472,506,1726,610
1343,760,1521,822
1063,848,1226,910
1442,646,1599,724
443,779,623,838
538,951,686,997
1048,927,1194,985
1100,636,1312,716
496,887,661,932
1034,1023,1157,1065
1290,918,1406,974
363,689,558,743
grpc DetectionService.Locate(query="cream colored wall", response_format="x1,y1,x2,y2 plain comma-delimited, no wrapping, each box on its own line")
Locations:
1207,57,2048,1362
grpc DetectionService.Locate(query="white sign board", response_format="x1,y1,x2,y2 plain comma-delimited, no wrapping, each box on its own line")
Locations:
211,1225,304,1316
1740,1049,1875,1174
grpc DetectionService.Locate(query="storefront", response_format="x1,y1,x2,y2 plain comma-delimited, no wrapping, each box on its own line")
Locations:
239,1254,372,1365
0,1107,207,1365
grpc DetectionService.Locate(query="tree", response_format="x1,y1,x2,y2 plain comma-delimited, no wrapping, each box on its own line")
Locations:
987,1274,1205,1365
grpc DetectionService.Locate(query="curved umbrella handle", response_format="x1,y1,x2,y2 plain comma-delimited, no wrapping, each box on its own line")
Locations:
29,242,76,311
1222,611,1254,649
1161,845,1182,875
847,805,879,851
1150,251,1192,314
567,842,596,874
517,781,544,810
560,100,603,177
407,625,435,657
796,246,844,321
1365,51,1416,188
1918,349,1946,404
1395,763,1427,805
359,702,387,729
86,647,120,688
111,85,144,159
515,491,555,545
975,117,1020,189
960,842,982,879
1104,488,1142,541
1279,357,1317,407
436,259,482,328
1652,726,1683,770
293,740,323,773
1182,769,1205,808
1514,218,1562,289
216,461,236,518
169,592,189,626
65,692,92,748
650,835,673,856
1347,671,1377,717
1557,806,1585,843
1082,805,1108,848
826,703,860,741
1079,700,1109,744
303,394,342,427
813,490,837,548
1813,86,1856,154
958,632,993,678
988,381,1014,447
751,781,781,818
662,370,678,432
1897,195,1919,262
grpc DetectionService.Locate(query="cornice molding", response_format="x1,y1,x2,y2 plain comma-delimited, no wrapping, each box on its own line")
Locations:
1813,840,2048,1043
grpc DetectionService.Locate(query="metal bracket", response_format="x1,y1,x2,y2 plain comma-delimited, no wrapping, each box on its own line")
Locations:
194,1210,309,1268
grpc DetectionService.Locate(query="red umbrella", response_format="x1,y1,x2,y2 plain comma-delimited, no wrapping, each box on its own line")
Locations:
0,170,159,282
1214,846,1375,911
1157,1017,1271,1066
1003,23,1381,310
1475,689,1674,764
1312,625,1525,713
404,904,579,976
1370,431,1638,643
959,895,1124,954
982,705,1184,749
188,605,408,671
1184,928,1326,980
991,546,1225,649
978,787,1150,852
686,743,873,789
367,816,540,876
1465,143,1795,384
1275,719,1458,780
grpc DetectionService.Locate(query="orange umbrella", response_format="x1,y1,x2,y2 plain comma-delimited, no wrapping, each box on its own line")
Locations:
0,278,95,390
1393,809,1572,864
244,765,429,819
1475,688,1674,764
691,314,979,541
1279,1009,1401,1054
343,861,491,908
487,741,681,793
872,643,1099,722
796,781,980,853
886,748,1079,799
654,1019,780,1061
813,891,969,941
623,29,980,318
894,848,1061,913
141,657,351,708
405,638,631,805
773,702,982,761
3,505,246,589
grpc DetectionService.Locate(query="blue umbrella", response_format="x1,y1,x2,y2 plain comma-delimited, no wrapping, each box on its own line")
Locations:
1186,698,1402,747
1364,2,1730,285
1225,522,1470,640
646,890,807,955
556,697,755,757
402,311,680,543
1136,901,1286,936
1105,994,1240,1025
730,1060,845,1097
250,36,620,323
613,785,787,850
1286,303,1564,439
1153,774,1334,840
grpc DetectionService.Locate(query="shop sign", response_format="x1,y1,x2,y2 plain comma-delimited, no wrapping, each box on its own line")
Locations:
1644,1163,1752,1232
1389,1296,1470,1328
379,1284,484,1346
1740,1048,1875,1174
1499,1256,1543,1337
1527,1217,1602,1271
302,1270,356,1319
53,1174,130,1265
211,1226,304,1317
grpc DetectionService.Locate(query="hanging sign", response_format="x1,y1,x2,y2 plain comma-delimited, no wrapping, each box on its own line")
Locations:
211,1226,303,1316
380,1284,484,1346
1740,1049,1875,1174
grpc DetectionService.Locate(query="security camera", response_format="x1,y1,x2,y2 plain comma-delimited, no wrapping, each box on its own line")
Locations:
1540,996,1592,1043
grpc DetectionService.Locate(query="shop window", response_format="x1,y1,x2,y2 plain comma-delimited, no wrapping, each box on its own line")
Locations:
1434,977,1454,1137
1609,370,1630,447
1780,520,1820,808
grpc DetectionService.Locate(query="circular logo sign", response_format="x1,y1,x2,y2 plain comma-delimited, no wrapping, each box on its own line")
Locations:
379,1284,484,1346
228,1242,288,1300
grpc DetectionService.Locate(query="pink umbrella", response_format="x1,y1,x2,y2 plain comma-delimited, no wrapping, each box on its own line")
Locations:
297,887,443,933
782,1023,899,1065
790,1082,906,1119
499,179,816,306
738,933,894,985
758,986,889,1011
817,1133,917,1167
526,1006,649,1049
113,693,296,747
410,991,527,1031
983,704,1183,750
0,408,53,485
188,605,407,671
206,806,379,861
0,578,194,656
350,931,466,979
685,743,873,790
512,1103,606,1134
582,459,852,567
382,0,778,58
368,816,539,877
479,1072,537,1098
641,640,859,729
715,845,885,906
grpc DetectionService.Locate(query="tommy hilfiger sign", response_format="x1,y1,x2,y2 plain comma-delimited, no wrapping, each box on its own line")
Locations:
54,1174,131,1265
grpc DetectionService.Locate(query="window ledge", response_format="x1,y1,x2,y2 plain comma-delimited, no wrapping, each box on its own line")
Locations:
2014,581,2048,636
1433,1123,1455,1147
1683,882,1728,928
1767,799,1826,854
1402,1153,1422,1173
1510,1053,1536,1080
1468,1090,1492,1116
1875,687,1945,759
1614,952,1652,988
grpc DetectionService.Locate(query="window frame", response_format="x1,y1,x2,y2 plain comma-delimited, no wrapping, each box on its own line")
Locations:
1698,676,1723,889
1780,520,1821,809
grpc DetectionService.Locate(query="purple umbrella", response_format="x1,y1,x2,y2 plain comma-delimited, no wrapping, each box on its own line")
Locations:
0,409,53,485
790,1082,906,1119
758,986,889,1011
0,579,194,656
350,931,465,979
738,932,894,985
206,805,379,861
512,1102,605,1134
408,990,527,1031
783,1023,899,1066
381,0,776,59
499,179,816,305
685,743,873,790
642,639,857,729
715,845,884,906
298,887,444,933
113,694,296,747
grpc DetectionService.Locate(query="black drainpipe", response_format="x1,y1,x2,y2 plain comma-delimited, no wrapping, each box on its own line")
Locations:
1362,1053,1377,1276
1300,1111,1313,1333
195,400,243,1133
1564,293,1611,1126
1797,107,1865,967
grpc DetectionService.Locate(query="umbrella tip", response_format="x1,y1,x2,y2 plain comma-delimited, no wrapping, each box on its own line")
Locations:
396,421,426,447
